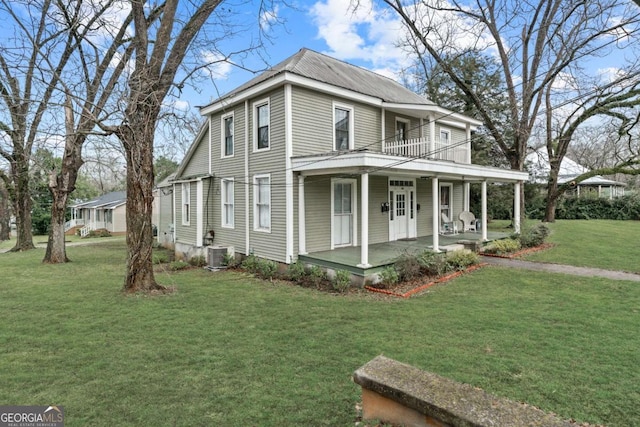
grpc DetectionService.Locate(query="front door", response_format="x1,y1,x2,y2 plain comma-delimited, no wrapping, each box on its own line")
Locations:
333,181,354,247
394,190,408,240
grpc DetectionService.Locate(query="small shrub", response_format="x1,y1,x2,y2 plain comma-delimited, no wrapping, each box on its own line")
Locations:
394,252,422,282
417,250,449,277
516,223,550,248
307,265,327,288
483,238,521,255
287,261,306,282
256,259,278,280
332,269,351,293
152,252,169,264
377,266,399,289
87,229,111,238
189,255,207,267
241,255,260,274
446,249,479,271
222,253,239,268
170,260,190,271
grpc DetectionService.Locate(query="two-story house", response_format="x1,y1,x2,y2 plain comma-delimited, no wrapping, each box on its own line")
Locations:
170,48,528,279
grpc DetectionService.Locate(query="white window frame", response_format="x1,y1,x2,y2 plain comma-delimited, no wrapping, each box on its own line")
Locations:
181,182,191,226
440,128,451,144
221,178,234,228
333,102,355,151
253,98,270,152
253,174,271,232
221,112,234,158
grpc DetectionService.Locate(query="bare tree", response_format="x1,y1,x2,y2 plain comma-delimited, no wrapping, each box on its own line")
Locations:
542,72,640,221
366,0,640,218
0,0,78,251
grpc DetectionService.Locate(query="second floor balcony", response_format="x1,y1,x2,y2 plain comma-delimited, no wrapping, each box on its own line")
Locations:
382,137,470,164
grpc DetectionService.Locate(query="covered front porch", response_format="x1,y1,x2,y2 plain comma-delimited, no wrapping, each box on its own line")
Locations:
298,230,509,277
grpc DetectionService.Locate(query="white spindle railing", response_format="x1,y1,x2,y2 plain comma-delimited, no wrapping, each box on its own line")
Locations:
383,137,469,163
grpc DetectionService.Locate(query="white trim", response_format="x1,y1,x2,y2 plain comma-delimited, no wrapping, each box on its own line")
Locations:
244,100,250,254
221,111,235,158
481,180,488,241
432,177,439,252
208,116,212,175
332,101,355,151
330,177,358,249
221,178,234,229
285,84,294,263
358,173,370,268
514,181,521,234
298,176,306,255
181,182,190,226
196,180,203,247
388,177,417,241
253,97,270,152
439,128,451,145
253,174,271,232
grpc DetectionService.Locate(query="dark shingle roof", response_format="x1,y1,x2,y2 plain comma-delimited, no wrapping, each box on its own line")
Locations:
72,191,126,209
206,48,433,106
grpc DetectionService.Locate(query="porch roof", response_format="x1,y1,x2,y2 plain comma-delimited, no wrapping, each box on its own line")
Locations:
292,150,529,183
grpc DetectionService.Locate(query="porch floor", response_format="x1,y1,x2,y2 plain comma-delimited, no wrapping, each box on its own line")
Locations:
298,231,508,277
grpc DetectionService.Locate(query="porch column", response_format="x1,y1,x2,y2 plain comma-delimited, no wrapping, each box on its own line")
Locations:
196,179,203,247
481,180,488,241
298,175,307,255
463,182,470,212
432,176,440,252
358,172,370,268
429,114,436,158
513,181,521,234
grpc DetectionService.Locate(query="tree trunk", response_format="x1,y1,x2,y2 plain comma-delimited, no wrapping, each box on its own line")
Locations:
0,181,10,241
44,193,69,263
543,158,562,223
120,124,164,293
9,160,35,251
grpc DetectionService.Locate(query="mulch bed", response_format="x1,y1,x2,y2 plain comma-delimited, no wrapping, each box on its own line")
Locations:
480,243,554,259
364,263,487,299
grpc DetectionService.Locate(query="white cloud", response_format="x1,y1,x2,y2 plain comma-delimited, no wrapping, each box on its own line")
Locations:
201,51,233,80
260,5,280,32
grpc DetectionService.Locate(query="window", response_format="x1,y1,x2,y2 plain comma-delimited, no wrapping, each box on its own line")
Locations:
221,178,234,228
222,114,234,157
396,119,408,141
333,103,354,151
440,129,450,144
182,183,190,225
254,175,270,231
255,100,270,150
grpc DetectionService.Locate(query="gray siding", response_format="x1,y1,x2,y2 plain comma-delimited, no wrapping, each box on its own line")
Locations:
304,176,331,253
175,181,197,244
385,113,421,142
248,89,287,262
416,179,434,237
290,86,381,156
181,129,210,178
368,175,388,244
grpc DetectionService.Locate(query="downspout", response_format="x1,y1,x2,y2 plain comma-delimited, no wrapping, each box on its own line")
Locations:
285,84,294,263
245,100,250,255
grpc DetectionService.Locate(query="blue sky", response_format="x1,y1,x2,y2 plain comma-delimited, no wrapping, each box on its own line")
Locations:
177,0,409,110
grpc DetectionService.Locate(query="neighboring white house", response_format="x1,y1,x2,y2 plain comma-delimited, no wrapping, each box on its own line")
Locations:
68,191,127,235
526,150,626,199
168,48,528,276
153,173,176,248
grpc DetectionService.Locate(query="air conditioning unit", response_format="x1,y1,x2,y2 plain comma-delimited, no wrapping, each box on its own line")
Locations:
207,246,228,269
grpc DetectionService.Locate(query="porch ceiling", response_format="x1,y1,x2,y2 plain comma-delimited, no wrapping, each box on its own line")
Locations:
292,151,529,183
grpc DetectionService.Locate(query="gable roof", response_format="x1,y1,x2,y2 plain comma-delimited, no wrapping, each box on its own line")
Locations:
70,191,126,209
526,150,625,186
201,48,436,114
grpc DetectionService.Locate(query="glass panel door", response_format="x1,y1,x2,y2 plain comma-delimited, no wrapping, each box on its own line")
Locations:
333,182,353,246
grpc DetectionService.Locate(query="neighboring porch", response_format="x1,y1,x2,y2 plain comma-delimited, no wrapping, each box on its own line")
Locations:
298,230,509,277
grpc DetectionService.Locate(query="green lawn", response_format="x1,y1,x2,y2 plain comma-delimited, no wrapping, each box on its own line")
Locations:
0,224,639,426
522,219,640,273
0,233,85,251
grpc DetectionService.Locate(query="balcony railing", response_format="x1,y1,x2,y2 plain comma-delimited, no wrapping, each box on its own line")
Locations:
383,137,469,163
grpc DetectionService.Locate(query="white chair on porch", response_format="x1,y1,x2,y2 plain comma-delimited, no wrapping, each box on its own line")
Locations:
440,213,458,235
459,211,478,232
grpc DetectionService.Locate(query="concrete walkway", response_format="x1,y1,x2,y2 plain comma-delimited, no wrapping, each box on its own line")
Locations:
480,255,640,282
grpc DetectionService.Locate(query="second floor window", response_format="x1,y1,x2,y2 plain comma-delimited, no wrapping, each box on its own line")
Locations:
223,114,234,157
396,120,407,141
334,107,351,150
256,102,269,150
